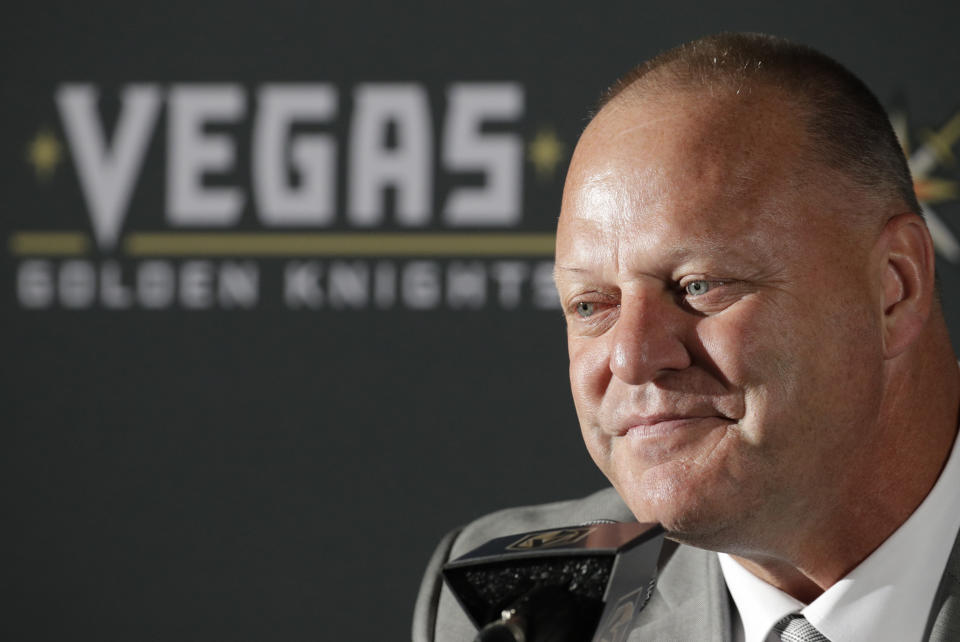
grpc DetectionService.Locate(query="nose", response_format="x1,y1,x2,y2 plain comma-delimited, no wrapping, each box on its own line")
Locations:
609,291,692,385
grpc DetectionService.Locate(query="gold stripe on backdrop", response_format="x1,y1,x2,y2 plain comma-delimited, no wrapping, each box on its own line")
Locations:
9,232,91,256
123,233,557,257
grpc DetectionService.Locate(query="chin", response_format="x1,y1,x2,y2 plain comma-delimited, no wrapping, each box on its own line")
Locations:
618,481,745,551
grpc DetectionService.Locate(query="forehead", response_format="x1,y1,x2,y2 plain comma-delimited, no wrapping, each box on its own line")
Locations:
557,87,819,272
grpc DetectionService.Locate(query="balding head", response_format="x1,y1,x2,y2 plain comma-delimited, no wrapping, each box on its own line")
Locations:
594,33,920,220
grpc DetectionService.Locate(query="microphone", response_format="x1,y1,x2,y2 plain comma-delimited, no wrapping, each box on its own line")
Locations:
442,521,669,642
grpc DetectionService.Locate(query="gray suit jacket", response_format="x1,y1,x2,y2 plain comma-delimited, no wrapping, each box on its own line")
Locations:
413,487,960,641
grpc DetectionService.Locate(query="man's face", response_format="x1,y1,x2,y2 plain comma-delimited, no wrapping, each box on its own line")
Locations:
555,89,888,545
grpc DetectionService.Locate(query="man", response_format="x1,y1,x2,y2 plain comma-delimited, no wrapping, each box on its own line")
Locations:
414,33,960,641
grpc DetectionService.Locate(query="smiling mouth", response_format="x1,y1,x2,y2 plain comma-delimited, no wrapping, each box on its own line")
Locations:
616,415,733,439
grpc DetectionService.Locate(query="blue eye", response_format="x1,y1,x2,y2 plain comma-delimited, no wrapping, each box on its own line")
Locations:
685,280,712,296
576,301,595,318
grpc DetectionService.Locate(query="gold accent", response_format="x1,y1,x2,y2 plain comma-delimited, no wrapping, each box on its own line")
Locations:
26,129,64,181
920,111,960,167
505,527,595,550
10,232,90,255
915,177,960,204
124,233,556,257
892,106,960,264
527,128,567,181
911,112,960,211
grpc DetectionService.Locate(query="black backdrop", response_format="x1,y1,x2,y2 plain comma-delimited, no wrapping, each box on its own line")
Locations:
5,2,960,639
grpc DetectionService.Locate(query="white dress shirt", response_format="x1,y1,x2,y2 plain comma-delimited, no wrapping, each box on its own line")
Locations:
720,427,960,642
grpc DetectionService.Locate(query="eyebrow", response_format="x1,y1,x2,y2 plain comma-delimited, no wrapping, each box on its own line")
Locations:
553,240,775,285
552,265,593,282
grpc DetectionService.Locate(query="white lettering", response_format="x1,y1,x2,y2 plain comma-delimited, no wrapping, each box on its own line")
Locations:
490,261,529,309
443,83,523,225
168,85,245,225
254,85,338,225
447,261,486,308
218,262,259,308
329,261,369,308
17,260,54,308
284,261,324,308
101,260,133,309
180,260,214,308
373,261,397,309
57,84,161,249
402,261,440,309
138,261,175,308
60,260,96,308
348,84,432,226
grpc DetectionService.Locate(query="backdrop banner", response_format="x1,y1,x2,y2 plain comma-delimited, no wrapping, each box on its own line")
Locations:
5,1,960,639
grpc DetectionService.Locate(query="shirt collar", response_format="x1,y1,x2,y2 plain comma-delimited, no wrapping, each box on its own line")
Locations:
720,552,802,642
721,423,960,642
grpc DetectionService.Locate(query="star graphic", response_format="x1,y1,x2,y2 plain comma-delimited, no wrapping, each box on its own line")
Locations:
26,128,64,181
527,128,567,182
891,108,960,263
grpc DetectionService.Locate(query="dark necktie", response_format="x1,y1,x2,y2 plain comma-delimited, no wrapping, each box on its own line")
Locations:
773,614,831,642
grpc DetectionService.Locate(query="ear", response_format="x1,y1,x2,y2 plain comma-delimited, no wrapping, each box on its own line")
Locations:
879,212,936,358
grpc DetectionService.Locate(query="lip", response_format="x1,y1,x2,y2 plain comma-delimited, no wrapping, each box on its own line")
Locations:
614,413,732,438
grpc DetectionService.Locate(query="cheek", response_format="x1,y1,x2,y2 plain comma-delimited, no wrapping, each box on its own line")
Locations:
695,304,772,387
568,337,613,462
568,337,610,418
694,301,794,440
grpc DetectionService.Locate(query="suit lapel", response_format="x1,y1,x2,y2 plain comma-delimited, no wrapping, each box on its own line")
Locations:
925,526,960,641
627,544,730,642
